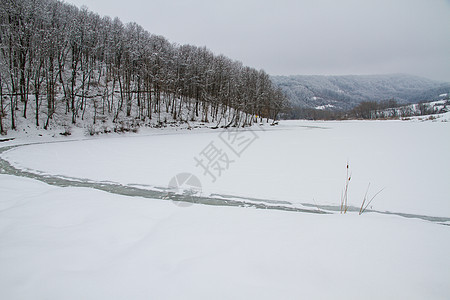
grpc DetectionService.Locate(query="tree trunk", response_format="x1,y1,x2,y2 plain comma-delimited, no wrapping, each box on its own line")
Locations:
11,95,16,130
35,89,39,127
0,75,4,134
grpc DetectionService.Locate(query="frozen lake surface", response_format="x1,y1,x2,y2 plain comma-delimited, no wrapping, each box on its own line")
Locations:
3,120,449,218
1,119,449,299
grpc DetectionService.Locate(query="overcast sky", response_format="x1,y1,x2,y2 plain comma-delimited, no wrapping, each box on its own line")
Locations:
67,0,450,82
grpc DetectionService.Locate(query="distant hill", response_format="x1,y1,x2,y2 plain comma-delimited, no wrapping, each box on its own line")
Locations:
271,74,450,110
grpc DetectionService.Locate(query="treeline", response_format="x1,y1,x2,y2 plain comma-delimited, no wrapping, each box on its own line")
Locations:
283,100,400,120
282,106,344,120
0,0,286,134
283,98,449,120
350,100,399,119
350,99,449,119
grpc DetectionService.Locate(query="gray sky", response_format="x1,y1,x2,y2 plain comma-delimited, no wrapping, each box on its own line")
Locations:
67,0,450,82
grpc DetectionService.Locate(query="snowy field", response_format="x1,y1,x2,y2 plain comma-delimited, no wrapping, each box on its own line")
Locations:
1,118,450,299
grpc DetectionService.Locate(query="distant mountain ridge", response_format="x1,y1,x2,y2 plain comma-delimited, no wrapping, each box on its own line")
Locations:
271,74,450,110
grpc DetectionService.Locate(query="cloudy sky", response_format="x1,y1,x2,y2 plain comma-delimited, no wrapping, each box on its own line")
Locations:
67,0,450,81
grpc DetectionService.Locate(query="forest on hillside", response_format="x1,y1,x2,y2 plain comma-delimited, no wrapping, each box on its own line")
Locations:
272,74,450,111
0,0,287,135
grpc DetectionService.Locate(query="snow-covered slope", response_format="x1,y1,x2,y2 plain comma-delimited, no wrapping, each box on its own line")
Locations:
272,74,450,110
372,99,449,119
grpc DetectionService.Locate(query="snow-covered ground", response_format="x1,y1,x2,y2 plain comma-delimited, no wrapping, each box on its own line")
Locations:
1,119,449,299
315,104,335,110
3,119,450,217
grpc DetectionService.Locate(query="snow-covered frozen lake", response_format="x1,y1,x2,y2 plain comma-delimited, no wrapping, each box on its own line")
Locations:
3,119,450,217
1,119,449,299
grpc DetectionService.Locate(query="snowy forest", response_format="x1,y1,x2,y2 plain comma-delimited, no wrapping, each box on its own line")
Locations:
272,74,450,111
0,0,287,135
